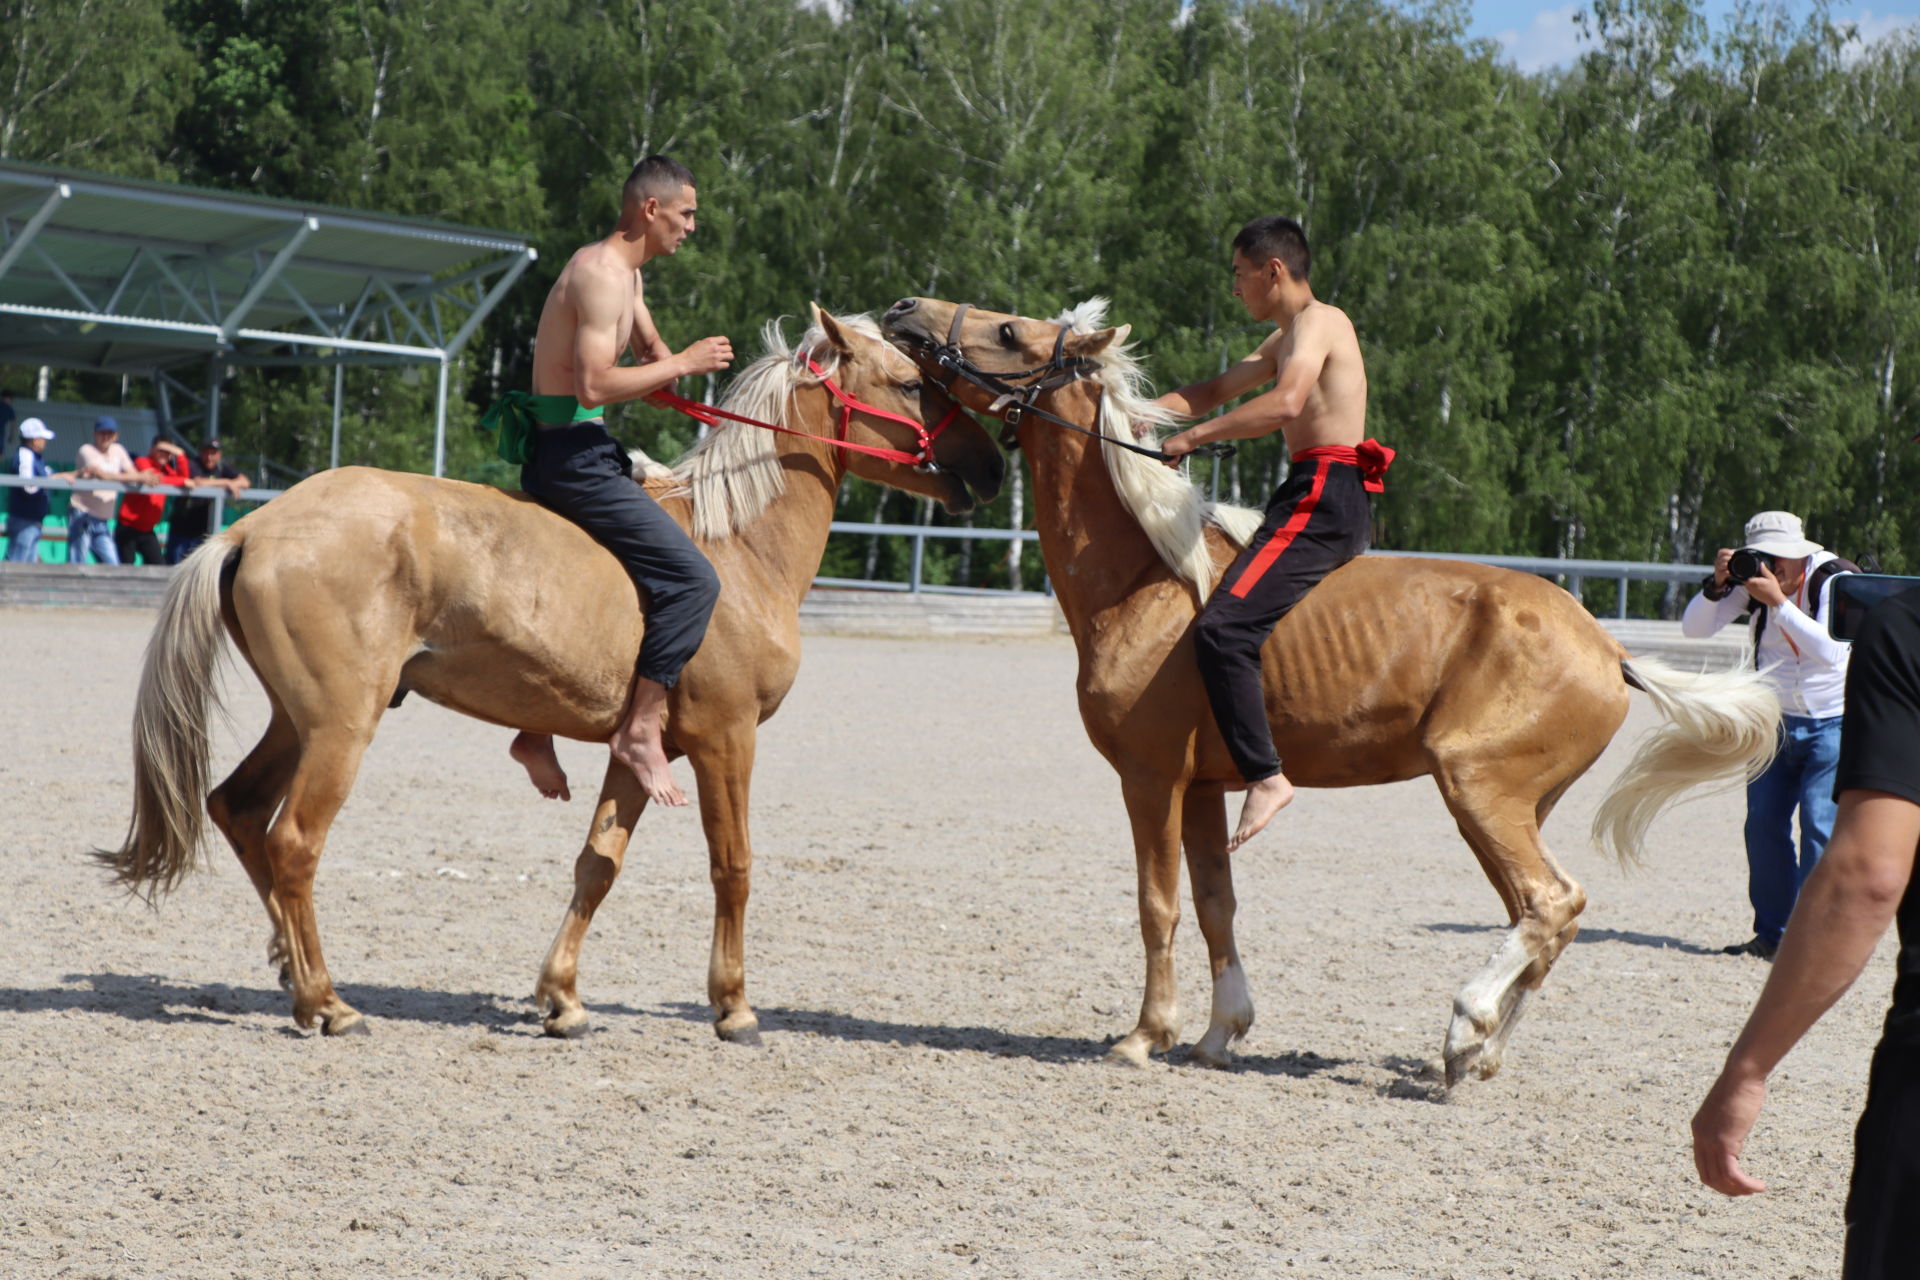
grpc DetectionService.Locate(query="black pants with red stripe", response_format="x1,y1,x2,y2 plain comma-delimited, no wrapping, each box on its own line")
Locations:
1194,459,1372,783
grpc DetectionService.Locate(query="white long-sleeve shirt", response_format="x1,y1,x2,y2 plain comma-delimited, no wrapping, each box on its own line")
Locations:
14,444,43,494
1682,549,1850,717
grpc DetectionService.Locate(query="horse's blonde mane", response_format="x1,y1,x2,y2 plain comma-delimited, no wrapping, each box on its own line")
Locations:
664,312,883,540
1049,299,1263,595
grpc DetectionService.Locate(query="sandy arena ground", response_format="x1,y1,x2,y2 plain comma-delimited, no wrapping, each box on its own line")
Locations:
0,606,1892,1278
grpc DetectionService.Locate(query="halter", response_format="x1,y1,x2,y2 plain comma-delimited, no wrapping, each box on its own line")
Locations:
649,354,964,471
905,303,1235,464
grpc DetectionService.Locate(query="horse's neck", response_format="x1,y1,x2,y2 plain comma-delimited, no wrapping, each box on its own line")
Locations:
727,392,846,604
1021,385,1180,635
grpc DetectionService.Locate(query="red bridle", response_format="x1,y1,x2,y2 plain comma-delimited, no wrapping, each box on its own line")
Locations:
646,356,963,471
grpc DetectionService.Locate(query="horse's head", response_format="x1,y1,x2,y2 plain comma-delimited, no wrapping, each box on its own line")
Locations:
880,297,1130,436
805,304,1005,510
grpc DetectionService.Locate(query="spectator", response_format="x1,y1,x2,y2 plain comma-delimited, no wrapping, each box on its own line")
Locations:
165,438,249,564
1683,510,1857,960
0,389,14,445
116,438,190,565
1691,584,1920,1278
69,416,141,565
5,419,73,563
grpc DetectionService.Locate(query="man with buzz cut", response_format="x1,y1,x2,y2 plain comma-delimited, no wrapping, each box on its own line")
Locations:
482,154,731,808
1156,215,1393,853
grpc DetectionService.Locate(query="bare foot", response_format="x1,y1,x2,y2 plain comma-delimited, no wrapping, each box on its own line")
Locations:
509,732,571,801
1227,772,1294,852
610,725,688,807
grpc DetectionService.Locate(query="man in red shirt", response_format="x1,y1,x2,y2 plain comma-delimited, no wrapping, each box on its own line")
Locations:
116,438,190,565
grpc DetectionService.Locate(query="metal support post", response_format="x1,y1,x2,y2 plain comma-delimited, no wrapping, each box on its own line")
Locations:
432,355,450,477
330,363,345,470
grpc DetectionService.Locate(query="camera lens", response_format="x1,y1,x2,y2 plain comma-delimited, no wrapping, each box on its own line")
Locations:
1728,548,1774,583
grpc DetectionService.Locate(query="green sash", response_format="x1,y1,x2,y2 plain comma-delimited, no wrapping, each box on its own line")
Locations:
479,392,604,465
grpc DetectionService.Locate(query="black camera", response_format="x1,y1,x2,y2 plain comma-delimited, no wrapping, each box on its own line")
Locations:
1727,547,1777,583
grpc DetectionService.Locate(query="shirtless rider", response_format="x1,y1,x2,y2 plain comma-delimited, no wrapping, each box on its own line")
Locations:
486,155,730,807
1157,215,1392,853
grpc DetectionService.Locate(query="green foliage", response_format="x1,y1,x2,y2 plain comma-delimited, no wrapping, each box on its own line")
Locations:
5,0,1918,597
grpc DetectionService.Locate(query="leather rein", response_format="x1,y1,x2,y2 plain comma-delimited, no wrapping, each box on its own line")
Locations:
903,303,1235,464
648,354,963,472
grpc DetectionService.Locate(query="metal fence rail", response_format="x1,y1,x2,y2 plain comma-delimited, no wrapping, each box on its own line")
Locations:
2,475,1710,619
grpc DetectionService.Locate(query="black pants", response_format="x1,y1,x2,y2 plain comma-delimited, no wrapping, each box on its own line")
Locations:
1845,1038,1920,1277
1194,459,1372,783
115,526,164,565
521,420,720,690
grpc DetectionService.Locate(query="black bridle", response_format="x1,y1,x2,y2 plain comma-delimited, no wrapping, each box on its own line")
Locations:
904,303,1235,464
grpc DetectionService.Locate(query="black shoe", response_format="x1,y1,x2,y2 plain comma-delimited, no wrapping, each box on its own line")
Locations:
1722,936,1777,961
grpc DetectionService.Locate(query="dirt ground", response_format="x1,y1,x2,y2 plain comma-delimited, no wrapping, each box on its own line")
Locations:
0,606,1891,1278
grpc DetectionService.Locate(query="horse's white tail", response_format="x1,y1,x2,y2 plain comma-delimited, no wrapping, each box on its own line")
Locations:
96,534,237,900
1590,655,1781,867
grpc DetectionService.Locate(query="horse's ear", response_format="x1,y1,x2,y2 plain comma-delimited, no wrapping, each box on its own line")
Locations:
812,302,855,356
1072,323,1130,358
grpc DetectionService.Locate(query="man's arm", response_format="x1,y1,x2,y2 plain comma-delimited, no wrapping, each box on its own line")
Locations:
1163,312,1336,454
628,291,675,368
572,263,729,408
1155,348,1276,420
1692,789,1920,1195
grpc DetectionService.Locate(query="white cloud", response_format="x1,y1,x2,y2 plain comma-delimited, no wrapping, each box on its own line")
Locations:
1844,8,1920,46
1495,4,1592,73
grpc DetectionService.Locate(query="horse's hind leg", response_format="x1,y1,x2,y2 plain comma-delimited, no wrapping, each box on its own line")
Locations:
205,705,301,982
1182,786,1254,1068
534,760,648,1038
1434,762,1586,1086
263,724,378,1035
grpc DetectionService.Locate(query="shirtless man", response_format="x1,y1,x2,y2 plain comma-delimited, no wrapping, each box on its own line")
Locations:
1157,215,1391,852
493,154,731,806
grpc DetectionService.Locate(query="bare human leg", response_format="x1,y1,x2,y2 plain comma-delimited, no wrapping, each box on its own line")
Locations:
509,731,571,801
610,675,687,807
1227,771,1294,852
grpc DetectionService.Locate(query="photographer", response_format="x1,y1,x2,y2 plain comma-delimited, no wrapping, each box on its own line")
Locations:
1683,510,1857,959
1692,582,1920,1277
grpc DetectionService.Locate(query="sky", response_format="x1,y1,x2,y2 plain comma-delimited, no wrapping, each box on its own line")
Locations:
1465,0,1919,71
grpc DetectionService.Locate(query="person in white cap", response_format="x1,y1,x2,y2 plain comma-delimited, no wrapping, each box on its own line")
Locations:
1683,510,1858,959
5,418,74,563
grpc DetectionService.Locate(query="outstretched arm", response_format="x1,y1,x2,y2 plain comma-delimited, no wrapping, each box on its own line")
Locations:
1162,313,1334,456
1692,789,1919,1195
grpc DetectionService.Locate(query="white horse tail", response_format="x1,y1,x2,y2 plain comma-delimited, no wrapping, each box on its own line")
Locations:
96,534,239,900
1591,655,1781,867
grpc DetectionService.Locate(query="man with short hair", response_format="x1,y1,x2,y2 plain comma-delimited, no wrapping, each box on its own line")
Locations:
70,416,141,564
1684,510,1855,959
1692,583,1920,1278
117,438,190,565
165,438,249,564
5,418,72,562
1156,215,1392,852
482,154,730,807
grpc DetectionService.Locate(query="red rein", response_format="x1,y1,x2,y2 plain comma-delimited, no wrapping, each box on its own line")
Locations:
646,358,959,469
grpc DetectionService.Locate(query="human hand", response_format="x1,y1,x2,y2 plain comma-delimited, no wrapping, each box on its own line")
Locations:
1712,547,1734,587
677,336,733,377
1160,430,1196,469
1691,1069,1769,1196
1744,562,1788,608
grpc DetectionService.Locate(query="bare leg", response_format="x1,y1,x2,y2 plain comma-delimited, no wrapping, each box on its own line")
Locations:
609,676,687,807
509,731,571,801
1227,771,1294,852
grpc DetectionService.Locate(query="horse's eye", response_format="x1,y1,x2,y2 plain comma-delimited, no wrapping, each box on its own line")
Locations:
902,380,923,394
999,322,1017,346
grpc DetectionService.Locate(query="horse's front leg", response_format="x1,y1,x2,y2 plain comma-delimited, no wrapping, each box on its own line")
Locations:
533,760,647,1038
688,728,760,1044
1109,772,1187,1066
1181,785,1254,1067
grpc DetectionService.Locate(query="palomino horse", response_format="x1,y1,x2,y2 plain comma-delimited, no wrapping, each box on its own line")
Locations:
103,308,1004,1040
884,295,1778,1085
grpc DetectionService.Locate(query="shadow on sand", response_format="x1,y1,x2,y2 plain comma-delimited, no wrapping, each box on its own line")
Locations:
1422,920,1720,957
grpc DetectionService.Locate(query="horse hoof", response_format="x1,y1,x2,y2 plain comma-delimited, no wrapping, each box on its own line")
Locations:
543,1009,590,1039
323,1013,369,1037
715,1018,762,1047
1187,1042,1235,1070
1105,1038,1153,1068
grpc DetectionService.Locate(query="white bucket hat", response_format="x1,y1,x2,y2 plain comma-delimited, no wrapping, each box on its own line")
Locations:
1742,510,1822,559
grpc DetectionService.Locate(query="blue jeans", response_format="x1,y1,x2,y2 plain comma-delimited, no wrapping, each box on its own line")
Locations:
66,511,120,564
1743,713,1843,947
4,516,42,562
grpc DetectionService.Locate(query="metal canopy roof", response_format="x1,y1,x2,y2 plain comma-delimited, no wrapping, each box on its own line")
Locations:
0,160,538,474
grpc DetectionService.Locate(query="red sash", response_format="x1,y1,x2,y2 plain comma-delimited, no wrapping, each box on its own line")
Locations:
1291,439,1395,493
